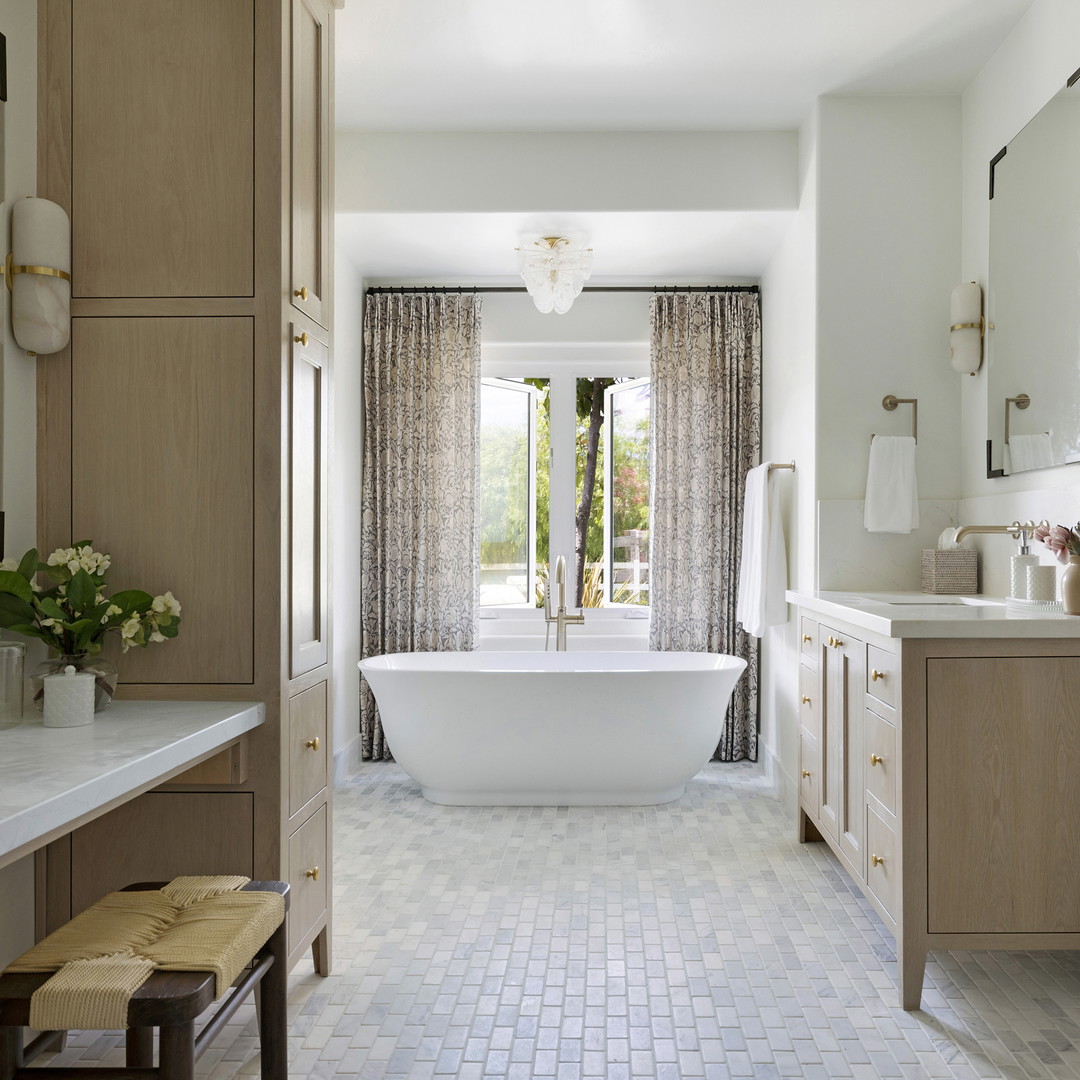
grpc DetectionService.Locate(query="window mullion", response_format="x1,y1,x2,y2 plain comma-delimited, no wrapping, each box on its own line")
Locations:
547,374,578,579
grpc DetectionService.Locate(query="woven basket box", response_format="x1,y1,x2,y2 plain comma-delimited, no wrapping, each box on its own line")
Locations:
921,548,978,595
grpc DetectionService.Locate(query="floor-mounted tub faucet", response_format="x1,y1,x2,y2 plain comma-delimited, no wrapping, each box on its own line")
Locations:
544,555,585,651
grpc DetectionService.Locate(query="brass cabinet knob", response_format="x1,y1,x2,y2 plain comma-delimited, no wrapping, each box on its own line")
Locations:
294,332,309,346
870,668,885,682
305,866,320,881
801,769,811,778
870,753,883,766
802,634,812,643
305,736,320,751
871,854,884,868
833,638,843,648
826,636,835,647
294,285,309,301
801,695,811,705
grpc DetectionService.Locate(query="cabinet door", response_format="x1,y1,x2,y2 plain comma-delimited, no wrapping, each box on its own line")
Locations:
72,0,254,297
290,0,331,329
289,682,328,817
927,657,1080,933
290,330,330,677
819,625,865,867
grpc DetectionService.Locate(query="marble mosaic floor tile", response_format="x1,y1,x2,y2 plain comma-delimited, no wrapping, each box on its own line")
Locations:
43,762,1080,1078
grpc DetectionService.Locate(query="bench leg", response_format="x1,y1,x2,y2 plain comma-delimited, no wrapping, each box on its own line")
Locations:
259,921,288,1080
126,1025,154,1067
1,1025,23,1080
160,1021,195,1080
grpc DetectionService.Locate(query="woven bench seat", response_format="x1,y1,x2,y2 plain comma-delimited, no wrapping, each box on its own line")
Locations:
0,880,289,1080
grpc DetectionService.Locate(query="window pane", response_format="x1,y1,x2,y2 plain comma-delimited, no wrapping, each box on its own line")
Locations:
480,381,532,605
576,377,606,608
610,380,650,606
533,380,550,607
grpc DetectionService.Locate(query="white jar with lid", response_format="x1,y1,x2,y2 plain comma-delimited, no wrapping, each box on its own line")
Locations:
43,665,96,728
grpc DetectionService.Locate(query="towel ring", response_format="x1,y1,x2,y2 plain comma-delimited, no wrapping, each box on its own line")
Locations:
870,395,917,444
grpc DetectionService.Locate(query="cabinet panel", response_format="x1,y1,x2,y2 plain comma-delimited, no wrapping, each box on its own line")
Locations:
866,805,897,920
799,617,818,661
70,792,254,915
798,662,818,738
71,318,254,684
288,804,328,949
72,0,254,297
289,682,328,817
866,644,897,709
290,331,329,676
864,708,896,815
927,657,1080,933
799,730,820,815
290,0,331,328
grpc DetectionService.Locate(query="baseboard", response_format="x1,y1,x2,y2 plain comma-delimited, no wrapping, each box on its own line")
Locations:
333,734,363,786
759,738,798,819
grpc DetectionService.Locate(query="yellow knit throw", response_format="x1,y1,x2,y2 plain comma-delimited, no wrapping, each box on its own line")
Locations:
5,876,284,1031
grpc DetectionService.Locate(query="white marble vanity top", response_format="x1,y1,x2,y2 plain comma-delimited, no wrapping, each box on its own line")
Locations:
0,699,263,869
787,590,1080,639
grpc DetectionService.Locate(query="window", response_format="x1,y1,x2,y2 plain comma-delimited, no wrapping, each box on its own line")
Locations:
479,372,650,609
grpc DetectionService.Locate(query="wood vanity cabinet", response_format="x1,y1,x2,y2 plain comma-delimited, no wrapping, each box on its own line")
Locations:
797,607,1080,1009
35,0,335,973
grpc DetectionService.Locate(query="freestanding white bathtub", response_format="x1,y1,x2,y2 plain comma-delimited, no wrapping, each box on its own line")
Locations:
358,651,747,806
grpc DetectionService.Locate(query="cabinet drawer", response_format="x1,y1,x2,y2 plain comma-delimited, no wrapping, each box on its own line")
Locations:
798,662,818,738
288,804,327,948
289,682,328,817
866,644,898,708
799,730,820,815
800,617,818,660
865,805,897,920
865,708,896,815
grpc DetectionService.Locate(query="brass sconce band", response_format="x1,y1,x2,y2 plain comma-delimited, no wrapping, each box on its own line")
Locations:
5,251,71,292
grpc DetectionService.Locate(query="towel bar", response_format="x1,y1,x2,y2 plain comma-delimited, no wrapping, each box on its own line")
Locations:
871,394,917,444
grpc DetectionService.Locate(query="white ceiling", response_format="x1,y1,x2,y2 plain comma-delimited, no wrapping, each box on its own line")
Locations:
334,0,1035,282
335,0,1034,132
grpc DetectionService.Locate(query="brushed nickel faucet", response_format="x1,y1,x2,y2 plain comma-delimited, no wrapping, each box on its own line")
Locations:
544,555,585,651
953,520,1047,546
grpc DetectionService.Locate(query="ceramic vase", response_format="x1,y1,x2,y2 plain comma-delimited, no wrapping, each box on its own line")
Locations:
1062,556,1080,615
29,652,118,713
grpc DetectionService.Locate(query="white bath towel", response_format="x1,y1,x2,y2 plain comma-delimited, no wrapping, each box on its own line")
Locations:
736,463,788,638
864,435,919,533
1006,433,1054,474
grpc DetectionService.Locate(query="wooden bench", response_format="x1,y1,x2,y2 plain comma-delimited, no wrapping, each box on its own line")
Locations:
0,881,288,1080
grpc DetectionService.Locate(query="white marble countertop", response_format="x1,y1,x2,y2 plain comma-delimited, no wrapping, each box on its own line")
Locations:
0,699,264,870
787,590,1080,639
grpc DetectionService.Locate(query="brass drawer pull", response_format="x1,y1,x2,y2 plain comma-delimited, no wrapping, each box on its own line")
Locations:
305,736,320,751
832,637,843,648
870,754,883,766
294,332,309,346
870,668,886,682
802,634,812,643
294,285,309,301
871,854,884,868
801,769,811,779
305,866,320,881
801,695,811,705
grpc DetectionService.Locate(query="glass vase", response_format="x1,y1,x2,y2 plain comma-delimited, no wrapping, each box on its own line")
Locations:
29,653,118,713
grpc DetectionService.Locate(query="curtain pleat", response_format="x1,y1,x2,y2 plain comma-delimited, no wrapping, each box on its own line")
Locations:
648,292,762,762
360,294,481,761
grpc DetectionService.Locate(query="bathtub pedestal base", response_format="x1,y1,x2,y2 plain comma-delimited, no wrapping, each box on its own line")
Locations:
420,784,687,807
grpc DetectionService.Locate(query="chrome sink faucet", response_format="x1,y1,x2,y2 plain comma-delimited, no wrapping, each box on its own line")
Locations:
544,555,585,651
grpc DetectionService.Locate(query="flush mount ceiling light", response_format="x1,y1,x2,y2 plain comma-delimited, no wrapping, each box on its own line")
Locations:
518,236,593,315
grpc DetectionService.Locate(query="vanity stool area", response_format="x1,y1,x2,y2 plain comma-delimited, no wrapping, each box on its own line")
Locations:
791,592,1080,1010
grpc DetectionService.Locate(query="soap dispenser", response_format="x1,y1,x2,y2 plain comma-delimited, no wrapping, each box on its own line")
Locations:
1010,534,1039,600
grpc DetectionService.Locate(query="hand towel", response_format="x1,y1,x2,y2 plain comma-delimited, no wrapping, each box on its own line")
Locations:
864,435,919,533
1006,433,1054,473
736,463,788,638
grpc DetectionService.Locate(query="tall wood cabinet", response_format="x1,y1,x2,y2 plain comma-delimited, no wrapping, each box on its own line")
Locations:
796,602,1080,1009
35,0,335,974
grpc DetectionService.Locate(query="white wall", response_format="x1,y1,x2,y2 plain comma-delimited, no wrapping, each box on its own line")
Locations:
0,0,38,968
958,0,1080,595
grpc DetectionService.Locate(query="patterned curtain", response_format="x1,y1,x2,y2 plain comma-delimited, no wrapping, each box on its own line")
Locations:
648,292,762,762
360,293,481,760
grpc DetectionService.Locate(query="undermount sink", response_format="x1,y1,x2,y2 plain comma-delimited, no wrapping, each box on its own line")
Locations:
853,592,1002,607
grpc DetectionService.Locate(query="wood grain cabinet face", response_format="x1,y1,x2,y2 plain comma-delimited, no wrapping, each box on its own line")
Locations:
798,662,818,739
290,0,331,328
866,644,897,709
288,804,328,950
70,317,255,685
799,730,820,815
71,0,254,297
289,682,328,817
290,331,330,677
865,804,897,920
864,707,896,815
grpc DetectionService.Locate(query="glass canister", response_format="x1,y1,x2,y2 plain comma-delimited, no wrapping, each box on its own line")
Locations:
0,641,26,729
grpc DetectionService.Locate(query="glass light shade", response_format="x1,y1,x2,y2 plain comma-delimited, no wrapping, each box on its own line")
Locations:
518,237,593,315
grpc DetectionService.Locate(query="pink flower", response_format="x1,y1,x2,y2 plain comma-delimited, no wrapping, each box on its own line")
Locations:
1046,524,1075,564
1033,522,1051,545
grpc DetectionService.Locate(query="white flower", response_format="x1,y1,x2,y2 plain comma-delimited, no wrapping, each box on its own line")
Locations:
120,615,141,640
151,591,181,617
149,630,166,644
66,558,81,574
0,557,18,573
106,604,122,618
40,617,56,628
47,547,75,567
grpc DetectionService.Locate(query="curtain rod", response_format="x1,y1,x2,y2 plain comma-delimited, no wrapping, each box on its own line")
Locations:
365,284,759,296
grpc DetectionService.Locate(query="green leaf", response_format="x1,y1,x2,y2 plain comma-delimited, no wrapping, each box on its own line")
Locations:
8,623,56,645
38,596,67,621
109,589,153,615
16,548,39,581
0,570,33,603
156,621,180,639
45,564,68,585
0,592,37,623
68,618,99,651
66,569,95,613
88,600,113,626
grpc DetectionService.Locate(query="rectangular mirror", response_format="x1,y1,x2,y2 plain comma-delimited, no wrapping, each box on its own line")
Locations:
986,73,1080,476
